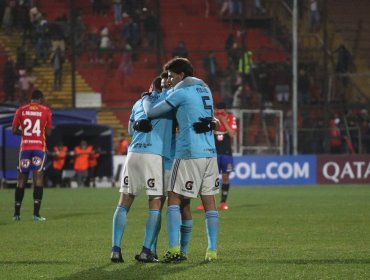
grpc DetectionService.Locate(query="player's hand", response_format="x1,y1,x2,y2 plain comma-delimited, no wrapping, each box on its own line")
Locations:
141,91,152,98
193,117,216,133
133,119,152,132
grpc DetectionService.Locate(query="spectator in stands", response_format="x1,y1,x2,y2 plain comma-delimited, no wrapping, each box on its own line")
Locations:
2,4,14,34
238,50,254,86
334,45,351,87
172,41,188,58
311,118,325,154
17,69,35,104
50,142,68,187
329,115,345,154
220,75,234,109
113,0,123,24
99,26,114,63
203,51,218,91
253,0,266,15
50,46,64,91
92,0,104,15
72,140,93,187
220,0,242,17
2,58,17,103
359,109,370,153
143,8,159,49
298,68,311,105
29,4,41,27
34,13,49,66
308,0,320,32
121,16,141,50
49,18,66,57
118,44,133,83
16,45,26,70
17,0,32,45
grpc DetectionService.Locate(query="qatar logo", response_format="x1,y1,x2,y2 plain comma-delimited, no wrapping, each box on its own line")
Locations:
20,159,30,168
147,178,155,188
185,181,193,190
123,176,129,185
32,156,42,166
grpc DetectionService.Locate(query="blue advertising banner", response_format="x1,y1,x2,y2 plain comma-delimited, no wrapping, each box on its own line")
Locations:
229,155,317,186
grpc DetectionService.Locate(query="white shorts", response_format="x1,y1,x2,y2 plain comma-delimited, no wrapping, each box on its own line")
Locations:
169,158,220,198
119,152,165,196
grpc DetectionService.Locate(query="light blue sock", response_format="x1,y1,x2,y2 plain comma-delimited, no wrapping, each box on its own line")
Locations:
167,205,181,249
151,213,162,254
180,219,192,254
112,205,128,248
205,210,219,251
143,209,161,250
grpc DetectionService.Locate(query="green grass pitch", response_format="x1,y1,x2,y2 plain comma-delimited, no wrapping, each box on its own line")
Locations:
1,185,370,279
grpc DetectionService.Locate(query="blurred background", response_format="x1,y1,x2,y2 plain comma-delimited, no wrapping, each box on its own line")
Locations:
0,0,369,157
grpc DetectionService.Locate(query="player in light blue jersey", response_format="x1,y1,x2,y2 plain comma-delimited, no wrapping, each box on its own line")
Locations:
111,77,173,263
142,58,220,262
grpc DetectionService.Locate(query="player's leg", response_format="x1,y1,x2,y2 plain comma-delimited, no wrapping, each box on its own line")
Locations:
219,154,233,210
180,198,192,260
31,151,47,221
220,172,230,210
201,194,219,261
150,195,166,257
111,193,134,263
200,157,220,261
14,172,28,221
136,196,162,263
163,191,182,262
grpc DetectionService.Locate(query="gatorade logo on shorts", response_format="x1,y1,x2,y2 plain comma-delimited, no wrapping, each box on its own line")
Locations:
147,178,155,188
185,181,193,191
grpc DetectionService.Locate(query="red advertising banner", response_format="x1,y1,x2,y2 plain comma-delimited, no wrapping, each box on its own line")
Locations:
317,155,370,184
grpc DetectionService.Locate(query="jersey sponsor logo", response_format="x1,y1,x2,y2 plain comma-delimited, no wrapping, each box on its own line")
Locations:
20,159,30,168
32,156,42,166
123,176,129,185
185,181,193,191
147,178,155,188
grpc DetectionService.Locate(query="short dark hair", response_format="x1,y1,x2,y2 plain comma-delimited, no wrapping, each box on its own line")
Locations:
152,76,162,92
31,90,43,100
160,71,168,78
163,57,193,77
216,102,226,109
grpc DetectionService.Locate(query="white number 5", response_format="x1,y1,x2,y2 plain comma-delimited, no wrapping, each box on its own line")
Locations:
23,118,41,137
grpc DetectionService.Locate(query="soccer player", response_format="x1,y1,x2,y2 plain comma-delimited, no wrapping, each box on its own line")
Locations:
111,76,173,263
197,102,237,211
142,57,220,262
11,90,52,221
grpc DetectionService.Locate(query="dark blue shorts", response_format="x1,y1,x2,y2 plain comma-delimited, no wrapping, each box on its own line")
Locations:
19,150,47,173
217,154,233,174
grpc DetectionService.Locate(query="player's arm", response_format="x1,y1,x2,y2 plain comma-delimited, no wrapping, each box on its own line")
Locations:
12,125,22,135
193,117,219,133
142,96,173,118
128,119,134,136
219,114,236,138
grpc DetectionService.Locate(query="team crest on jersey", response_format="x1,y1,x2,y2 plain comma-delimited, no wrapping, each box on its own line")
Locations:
185,181,193,191
20,159,30,168
32,156,42,166
123,176,129,186
147,178,155,188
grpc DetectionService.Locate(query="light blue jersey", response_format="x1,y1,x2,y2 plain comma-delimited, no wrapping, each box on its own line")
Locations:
128,91,173,158
143,77,217,159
